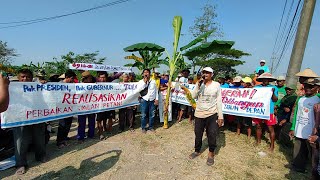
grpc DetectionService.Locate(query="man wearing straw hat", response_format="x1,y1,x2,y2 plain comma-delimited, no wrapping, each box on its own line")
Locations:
252,72,278,152
295,68,319,97
289,79,320,176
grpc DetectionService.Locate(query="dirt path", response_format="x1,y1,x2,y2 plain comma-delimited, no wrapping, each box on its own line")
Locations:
0,120,310,180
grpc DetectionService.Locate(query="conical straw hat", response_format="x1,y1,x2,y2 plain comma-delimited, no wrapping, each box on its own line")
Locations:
295,68,319,78
257,72,276,82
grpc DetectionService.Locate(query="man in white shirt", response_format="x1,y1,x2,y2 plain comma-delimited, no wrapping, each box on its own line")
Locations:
189,67,224,166
136,69,159,133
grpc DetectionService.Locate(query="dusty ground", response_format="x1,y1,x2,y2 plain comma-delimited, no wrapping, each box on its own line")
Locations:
0,118,311,180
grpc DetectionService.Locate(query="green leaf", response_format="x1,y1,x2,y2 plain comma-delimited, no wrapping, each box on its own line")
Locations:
180,30,214,51
172,16,183,56
183,40,234,59
123,43,165,52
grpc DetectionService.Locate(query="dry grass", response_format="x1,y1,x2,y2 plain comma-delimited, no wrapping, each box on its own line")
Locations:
0,119,311,180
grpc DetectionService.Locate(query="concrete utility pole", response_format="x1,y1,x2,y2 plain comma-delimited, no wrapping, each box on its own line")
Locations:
286,0,317,86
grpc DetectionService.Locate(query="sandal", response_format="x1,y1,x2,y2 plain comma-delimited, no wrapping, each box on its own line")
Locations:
189,152,200,159
15,166,26,175
206,157,214,166
99,135,106,140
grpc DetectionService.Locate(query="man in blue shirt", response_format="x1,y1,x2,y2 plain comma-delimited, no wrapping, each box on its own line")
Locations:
255,60,270,74
217,76,230,88
230,76,244,89
253,72,278,152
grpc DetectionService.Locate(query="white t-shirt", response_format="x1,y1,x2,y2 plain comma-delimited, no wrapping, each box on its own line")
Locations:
294,95,320,139
179,77,188,84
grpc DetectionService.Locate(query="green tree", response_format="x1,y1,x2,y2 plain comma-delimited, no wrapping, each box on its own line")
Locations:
188,3,223,73
187,3,250,75
0,41,18,65
195,49,250,77
123,43,168,72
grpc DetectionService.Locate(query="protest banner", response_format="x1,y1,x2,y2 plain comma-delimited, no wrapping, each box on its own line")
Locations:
69,63,132,72
170,84,272,120
171,83,196,106
221,88,272,119
1,82,140,128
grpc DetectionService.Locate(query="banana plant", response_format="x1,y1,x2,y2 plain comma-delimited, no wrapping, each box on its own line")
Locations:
123,43,167,72
163,16,183,129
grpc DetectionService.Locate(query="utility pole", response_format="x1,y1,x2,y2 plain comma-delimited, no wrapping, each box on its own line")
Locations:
286,0,317,86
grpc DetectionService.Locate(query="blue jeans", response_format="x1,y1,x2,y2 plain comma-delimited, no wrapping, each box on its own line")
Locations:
140,99,156,130
77,114,96,140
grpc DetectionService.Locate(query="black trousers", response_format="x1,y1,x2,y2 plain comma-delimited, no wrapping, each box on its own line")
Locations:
56,117,73,145
194,114,218,153
293,137,318,174
13,123,46,167
119,108,134,131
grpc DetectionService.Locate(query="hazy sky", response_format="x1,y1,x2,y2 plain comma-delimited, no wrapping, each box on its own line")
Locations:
0,0,319,76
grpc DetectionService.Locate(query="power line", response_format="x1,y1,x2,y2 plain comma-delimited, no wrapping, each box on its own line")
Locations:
0,0,131,29
273,0,294,56
270,0,288,73
273,0,302,72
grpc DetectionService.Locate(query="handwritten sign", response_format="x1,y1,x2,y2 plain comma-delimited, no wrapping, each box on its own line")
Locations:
69,63,132,72
1,82,140,128
221,88,272,119
171,84,272,120
171,83,195,106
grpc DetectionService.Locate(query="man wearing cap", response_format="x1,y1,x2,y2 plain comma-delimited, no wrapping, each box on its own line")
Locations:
230,76,243,89
56,70,76,148
252,72,278,152
255,60,270,74
289,79,320,174
275,76,287,108
242,77,253,88
189,67,223,166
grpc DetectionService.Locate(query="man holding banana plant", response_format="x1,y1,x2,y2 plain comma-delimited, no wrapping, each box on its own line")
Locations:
189,67,224,166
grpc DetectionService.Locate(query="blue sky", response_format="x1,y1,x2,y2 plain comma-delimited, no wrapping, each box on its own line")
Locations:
0,0,319,76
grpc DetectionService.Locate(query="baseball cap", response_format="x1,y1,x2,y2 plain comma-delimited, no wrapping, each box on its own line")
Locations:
260,60,266,63
233,76,242,83
202,67,213,73
242,77,252,84
276,76,286,81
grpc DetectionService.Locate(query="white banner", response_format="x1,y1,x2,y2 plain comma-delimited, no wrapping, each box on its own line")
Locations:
171,83,195,106
221,88,272,120
170,84,272,120
69,63,132,72
1,82,140,128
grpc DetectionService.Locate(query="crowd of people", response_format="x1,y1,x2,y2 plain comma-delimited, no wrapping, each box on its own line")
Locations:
1,59,320,179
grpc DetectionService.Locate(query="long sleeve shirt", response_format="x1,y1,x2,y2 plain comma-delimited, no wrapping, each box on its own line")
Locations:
135,79,158,101
191,81,223,119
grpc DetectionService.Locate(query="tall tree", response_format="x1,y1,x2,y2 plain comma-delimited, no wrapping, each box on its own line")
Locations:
188,3,250,75
188,2,223,73
189,3,222,38
0,41,18,65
